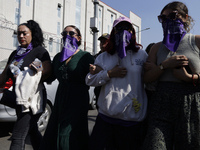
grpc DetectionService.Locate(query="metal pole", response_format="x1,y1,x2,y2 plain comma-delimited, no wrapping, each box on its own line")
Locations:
93,0,99,55
136,28,150,33
32,0,35,20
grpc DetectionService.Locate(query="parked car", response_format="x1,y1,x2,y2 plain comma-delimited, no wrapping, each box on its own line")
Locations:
0,77,58,132
0,59,96,132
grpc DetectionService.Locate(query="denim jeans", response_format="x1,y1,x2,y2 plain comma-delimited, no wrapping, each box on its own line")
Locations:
10,108,42,150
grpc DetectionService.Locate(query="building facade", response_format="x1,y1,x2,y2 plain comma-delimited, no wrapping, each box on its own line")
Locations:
0,0,141,60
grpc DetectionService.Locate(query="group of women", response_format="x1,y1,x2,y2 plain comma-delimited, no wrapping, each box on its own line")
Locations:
0,1,200,150
86,1,200,150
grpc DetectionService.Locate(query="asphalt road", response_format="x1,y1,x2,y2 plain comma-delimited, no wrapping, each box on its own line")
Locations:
0,109,98,150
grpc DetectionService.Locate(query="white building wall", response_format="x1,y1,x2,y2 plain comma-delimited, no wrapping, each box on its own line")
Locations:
0,0,141,60
130,11,142,44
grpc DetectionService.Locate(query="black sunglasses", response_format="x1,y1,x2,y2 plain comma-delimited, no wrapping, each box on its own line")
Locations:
157,11,178,23
114,26,132,32
61,31,78,37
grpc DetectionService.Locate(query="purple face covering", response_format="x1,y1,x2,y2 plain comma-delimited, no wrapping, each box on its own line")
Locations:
15,43,33,62
60,35,79,62
162,18,186,52
115,30,132,59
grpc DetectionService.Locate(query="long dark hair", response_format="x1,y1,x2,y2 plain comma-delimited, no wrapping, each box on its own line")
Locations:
105,22,142,55
19,20,44,48
161,1,194,32
63,25,82,46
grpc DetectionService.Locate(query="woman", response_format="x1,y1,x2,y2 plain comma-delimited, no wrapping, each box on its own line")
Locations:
40,25,94,150
86,16,148,150
143,1,200,149
0,20,52,150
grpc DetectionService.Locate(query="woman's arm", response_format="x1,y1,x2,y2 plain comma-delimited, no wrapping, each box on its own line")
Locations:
90,64,127,78
41,60,52,81
29,60,52,81
144,42,189,83
86,64,127,87
195,35,200,50
173,35,200,84
144,42,164,83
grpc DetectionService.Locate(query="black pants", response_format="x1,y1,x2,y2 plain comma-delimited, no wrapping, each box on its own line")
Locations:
89,115,142,150
10,108,42,150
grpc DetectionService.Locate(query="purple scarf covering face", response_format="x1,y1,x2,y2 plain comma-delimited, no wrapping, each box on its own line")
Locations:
115,30,132,59
60,35,79,62
162,18,186,52
15,43,33,62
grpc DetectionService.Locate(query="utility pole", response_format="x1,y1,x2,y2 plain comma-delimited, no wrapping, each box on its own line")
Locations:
90,0,99,55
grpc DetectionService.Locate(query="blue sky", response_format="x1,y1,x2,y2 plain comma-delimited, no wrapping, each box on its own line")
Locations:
100,0,200,50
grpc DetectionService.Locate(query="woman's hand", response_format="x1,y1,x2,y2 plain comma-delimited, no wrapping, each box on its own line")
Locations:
173,66,192,82
89,64,103,75
162,55,189,69
29,60,43,73
107,65,127,78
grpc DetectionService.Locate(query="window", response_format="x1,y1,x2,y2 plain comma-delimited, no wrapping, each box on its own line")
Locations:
75,0,81,29
26,0,30,6
76,0,81,7
49,41,53,52
98,6,103,35
133,24,139,43
57,7,61,18
99,22,101,33
107,11,116,33
57,22,60,35
56,39,60,53
15,8,19,25
111,14,113,23
99,9,101,18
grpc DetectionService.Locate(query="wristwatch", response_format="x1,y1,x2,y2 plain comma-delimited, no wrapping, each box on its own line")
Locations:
159,63,165,70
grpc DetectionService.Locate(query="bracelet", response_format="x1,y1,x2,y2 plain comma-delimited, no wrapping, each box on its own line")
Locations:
196,73,200,86
192,73,196,86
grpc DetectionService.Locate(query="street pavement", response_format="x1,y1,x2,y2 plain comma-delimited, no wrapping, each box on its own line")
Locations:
0,109,98,150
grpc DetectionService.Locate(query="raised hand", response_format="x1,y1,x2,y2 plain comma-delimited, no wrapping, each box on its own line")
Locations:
89,64,103,75
29,59,43,73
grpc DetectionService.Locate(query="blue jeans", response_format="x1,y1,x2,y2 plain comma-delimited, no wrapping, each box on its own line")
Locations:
10,108,42,150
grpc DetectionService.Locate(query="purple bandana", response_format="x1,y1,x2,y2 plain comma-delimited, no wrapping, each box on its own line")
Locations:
15,43,33,62
115,30,132,59
162,18,186,52
60,35,79,62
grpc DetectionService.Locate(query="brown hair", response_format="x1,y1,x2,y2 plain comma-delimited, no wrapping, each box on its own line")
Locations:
161,1,194,33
